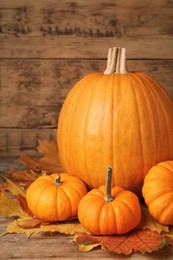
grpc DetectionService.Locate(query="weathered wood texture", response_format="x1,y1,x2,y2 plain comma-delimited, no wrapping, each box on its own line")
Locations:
0,0,173,59
1,59,173,129
0,216,173,260
0,0,173,157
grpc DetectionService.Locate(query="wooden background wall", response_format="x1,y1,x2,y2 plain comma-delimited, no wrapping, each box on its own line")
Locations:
0,0,173,157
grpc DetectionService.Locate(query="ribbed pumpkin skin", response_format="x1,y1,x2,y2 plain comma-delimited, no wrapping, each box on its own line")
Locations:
78,186,141,235
142,161,173,225
26,173,88,222
57,72,173,197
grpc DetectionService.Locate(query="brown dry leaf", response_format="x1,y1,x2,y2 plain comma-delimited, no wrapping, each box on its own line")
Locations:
4,217,88,237
38,139,63,173
4,219,41,238
17,217,44,229
15,194,33,217
73,233,101,252
0,186,29,218
39,220,89,236
138,204,169,233
74,229,165,255
37,139,59,162
4,167,38,184
18,139,63,173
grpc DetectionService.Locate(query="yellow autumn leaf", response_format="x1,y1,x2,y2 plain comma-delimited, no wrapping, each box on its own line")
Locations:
0,186,28,218
73,233,100,252
4,219,41,238
3,217,89,237
2,176,26,197
39,220,89,236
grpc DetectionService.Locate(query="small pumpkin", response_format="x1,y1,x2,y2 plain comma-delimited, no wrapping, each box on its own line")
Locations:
26,173,88,222
78,167,141,235
142,161,173,226
57,46,173,197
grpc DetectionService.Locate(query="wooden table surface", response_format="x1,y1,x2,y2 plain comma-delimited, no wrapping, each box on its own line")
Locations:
0,158,173,259
0,216,172,260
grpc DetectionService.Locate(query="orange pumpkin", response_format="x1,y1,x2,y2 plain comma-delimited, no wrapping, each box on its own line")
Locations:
78,167,141,235
57,47,173,197
26,173,88,222
142,161,173,226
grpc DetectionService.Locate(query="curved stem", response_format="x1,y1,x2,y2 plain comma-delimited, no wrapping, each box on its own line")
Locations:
104,47,128,75
104,167,114,202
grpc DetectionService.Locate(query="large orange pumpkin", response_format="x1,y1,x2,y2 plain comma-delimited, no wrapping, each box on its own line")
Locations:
57,47,173,197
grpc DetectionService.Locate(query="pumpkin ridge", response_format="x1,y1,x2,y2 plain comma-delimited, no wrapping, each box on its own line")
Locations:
113,194,139,220
156,164,173,175
36,185,57,221
58,74,96,177
57,185,73,219
159,201,173,225
138,73,173,160
71,73,105,185
111,75,127,188
138,72,173,104
63,79,89,176
83,198,105,234
112,199,139,233
127,73,146,179
83,74,114,187
82,74,106,186
150,190,173,202
54,184,59,220
130,73,157,167
149,191,173,223
132,72,167,166
66,183,86,198
99,202,117,235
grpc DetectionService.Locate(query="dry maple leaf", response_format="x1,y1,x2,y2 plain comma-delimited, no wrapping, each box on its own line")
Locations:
39,220,89,236
74,229,165,255
4,218,89,237
18,139,63,173
15,194,33,217
0,186,29,218
4,167,38,184
17,217,44,229
2,176,26,197
3,219,41,238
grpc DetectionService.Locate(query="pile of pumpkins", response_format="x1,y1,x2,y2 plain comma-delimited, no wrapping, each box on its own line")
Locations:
26,47,173,235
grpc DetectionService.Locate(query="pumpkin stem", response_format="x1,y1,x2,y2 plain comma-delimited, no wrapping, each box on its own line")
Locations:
104,47,128,75
54,175,61,186
105,167,114,202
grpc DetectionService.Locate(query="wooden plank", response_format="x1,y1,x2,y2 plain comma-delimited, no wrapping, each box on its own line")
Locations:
0,59,173,129
0,0,173,58
0,216,173,259
0,128,57,157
